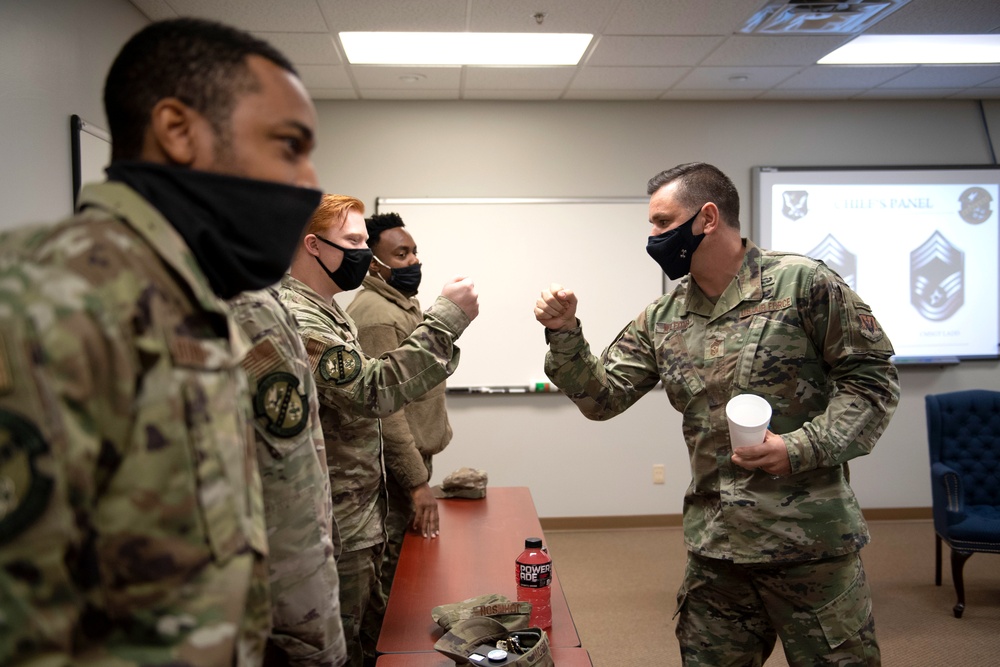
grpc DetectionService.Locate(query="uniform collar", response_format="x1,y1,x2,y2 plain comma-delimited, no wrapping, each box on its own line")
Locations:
360,274,421,313
678,239,764,320
281,273,356,331
77,181,226,315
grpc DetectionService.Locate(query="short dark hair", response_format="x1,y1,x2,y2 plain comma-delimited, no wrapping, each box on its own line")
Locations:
365,212,406,249
104,18,298,161
646,162,741,229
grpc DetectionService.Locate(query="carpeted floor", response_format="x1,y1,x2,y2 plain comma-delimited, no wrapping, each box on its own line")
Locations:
546,520,999,666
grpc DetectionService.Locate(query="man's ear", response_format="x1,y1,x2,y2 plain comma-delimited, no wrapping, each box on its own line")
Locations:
143,98,209,166
700,202,722,235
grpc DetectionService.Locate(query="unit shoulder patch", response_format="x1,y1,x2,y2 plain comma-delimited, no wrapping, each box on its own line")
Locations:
857,313,884,343
254,371,308,438
0,410,53,544
319,345,362,385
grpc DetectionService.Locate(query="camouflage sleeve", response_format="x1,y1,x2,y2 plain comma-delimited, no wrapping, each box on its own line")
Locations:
306,296,470,419
229,291,347,667
354,321,427,490
543,309,661,421
783,265,900,473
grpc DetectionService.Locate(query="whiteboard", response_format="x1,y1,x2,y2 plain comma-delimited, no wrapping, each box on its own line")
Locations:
374,197,664,389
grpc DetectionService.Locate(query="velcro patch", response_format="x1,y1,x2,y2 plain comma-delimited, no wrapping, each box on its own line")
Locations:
655,320,692,334
254,371,308,438
242,338,282,383
319,345,362,385
857,313,884,343
0,410,53,544
740,297,792,318
0,333,11,394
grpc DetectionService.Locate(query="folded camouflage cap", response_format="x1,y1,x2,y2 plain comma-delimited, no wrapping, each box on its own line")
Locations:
434,616,553,666
433,467,488,499
431,593,531,632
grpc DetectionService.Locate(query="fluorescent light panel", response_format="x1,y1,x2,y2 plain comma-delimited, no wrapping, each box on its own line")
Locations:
340,32,592,66
819,35,1000,64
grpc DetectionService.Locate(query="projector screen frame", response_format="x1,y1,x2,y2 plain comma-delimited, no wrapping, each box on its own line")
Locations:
752,164,1000,364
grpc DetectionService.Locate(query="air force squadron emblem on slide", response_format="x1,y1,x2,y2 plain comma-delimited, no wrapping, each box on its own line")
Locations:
808,234,857,290
910,231,964,321
958,186,993,224
782,190,809,220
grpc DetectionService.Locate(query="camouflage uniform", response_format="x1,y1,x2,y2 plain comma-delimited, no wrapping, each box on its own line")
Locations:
227,287,347,667
345,275,453,599
278,274,470,667
544,240,899,666
0,182,270,666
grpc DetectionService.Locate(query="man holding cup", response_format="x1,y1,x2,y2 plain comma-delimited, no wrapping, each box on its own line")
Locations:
534,162,899,666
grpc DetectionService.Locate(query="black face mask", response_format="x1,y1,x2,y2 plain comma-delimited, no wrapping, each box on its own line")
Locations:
646,209,706,280
314,235,373,291
374,255,422,296
105,161,321,299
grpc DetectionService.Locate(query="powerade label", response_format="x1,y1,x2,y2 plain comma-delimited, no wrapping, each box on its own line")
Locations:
518,562,552,588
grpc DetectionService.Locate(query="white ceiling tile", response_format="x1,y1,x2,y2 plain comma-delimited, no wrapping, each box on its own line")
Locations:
295,64,353,89
163,0,328,32
571,66,689,90
316,0,467,32
776,65,914,89
464,67,575,90
469,0,616,32
701,35,853,67
127,0,177,21
604,0,761,35
351,65,461,89
875,65,1000,89
868,0,1000,34
587,35,725,67
252,32,341,65
673,66,801,90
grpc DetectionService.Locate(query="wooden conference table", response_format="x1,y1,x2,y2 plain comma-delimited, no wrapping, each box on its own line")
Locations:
377,486,582,657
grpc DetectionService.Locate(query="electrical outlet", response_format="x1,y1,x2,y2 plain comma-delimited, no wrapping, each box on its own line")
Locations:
652,464,666,484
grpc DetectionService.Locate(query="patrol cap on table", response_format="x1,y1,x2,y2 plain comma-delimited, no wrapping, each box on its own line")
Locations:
434,466,488,499
433,616,553,666
431,593,531,631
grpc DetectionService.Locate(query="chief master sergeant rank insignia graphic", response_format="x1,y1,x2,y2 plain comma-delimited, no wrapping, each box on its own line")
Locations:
910,230,964,321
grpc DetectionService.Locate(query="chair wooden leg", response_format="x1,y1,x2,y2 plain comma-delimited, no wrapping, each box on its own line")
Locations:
950,549,973,618
935,534,942,586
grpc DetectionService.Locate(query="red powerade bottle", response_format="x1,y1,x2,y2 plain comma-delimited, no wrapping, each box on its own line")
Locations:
515,537,552,629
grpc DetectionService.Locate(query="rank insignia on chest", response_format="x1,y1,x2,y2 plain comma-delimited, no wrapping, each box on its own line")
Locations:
0,411,53,544
254,372,308,437
706,336,725,359
320,345,362,385
857,313,884,342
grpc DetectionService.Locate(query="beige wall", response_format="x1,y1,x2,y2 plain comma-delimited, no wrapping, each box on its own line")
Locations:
312,99,1000,518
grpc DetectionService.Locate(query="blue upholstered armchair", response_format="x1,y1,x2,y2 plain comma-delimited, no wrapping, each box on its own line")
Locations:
925,389,1000,618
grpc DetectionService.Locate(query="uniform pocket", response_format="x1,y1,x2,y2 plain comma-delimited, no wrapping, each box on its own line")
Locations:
815,567,871,649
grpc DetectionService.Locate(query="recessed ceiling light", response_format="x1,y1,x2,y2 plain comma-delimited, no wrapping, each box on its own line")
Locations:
819,34,1000,64
340,32,592,66
398,73,426,83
